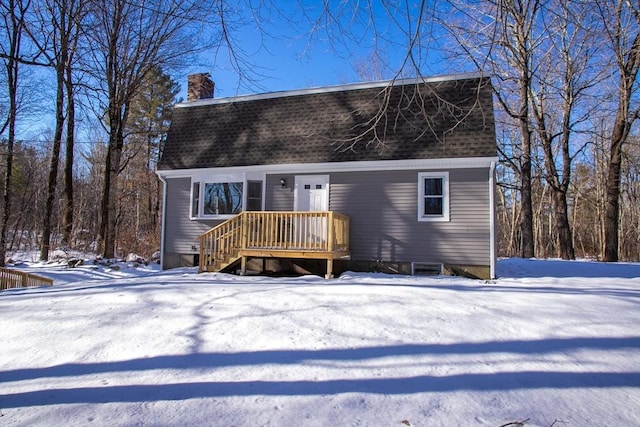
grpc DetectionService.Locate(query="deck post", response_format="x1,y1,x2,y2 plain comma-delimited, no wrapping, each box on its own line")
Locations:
327,211,335,253
325,212,335,279
240,213,248,275
240,256,247,275
198,237,204,273
325,257,334,279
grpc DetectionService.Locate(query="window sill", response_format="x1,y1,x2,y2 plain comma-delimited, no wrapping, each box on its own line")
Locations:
190,215,237,221
418,215,450,222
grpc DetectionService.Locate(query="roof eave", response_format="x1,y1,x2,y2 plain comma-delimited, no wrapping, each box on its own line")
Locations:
156,156,500,178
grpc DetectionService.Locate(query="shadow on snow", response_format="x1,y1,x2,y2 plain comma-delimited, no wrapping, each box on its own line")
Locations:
1,336,639,407
1,372,638,408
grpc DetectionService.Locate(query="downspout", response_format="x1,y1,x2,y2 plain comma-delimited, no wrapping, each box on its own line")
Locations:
489,161,497,279
157,173,168,270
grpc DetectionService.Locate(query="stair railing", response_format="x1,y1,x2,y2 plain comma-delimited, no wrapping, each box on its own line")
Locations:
198,213,244,272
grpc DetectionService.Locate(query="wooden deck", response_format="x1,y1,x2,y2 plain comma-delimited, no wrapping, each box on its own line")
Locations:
199,211,350,278
1,267,53,290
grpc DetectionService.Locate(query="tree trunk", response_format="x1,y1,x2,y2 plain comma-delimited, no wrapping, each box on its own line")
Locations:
99,105,126,259
553,188,575,259
532,90,576,260
0,98,15,267
600,4,640,261
0,0,22,266
61,64,75,247
603,119,625,262
518,78,535,258
511,2,536,259
40,64,65,261
98,140,113,258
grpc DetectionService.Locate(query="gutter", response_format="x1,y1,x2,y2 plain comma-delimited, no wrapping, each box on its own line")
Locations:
489,161,497,279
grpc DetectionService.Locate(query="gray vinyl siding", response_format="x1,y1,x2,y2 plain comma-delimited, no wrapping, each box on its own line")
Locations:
164,175,291,263
266,174,294,210
329,168,490,266
163,177,221,256
165,169,491,268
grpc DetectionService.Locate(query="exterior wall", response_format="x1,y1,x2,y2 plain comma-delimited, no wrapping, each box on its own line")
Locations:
266,174,295,210
162,177,221,269
163,168,492,271
263,168,491,267
328,168,491,266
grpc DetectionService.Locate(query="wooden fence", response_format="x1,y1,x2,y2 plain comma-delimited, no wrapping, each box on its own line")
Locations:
0,267,54,290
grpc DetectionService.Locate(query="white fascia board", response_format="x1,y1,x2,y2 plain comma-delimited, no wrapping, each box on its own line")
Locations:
156,157,499,179
176,72,486,109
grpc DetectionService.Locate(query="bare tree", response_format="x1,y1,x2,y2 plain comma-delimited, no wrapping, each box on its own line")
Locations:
117,67,178,256
527,0,606,259
0,141,47,253
0,0,31,266
444,0,542,258
22,0,86,260
619,137,640,260
597,0,640,262
83,0,218,258
494,128,524,257
60,0,85,248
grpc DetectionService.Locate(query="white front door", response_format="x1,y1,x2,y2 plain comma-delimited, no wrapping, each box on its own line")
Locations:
294,175,329,211
294,175,329,246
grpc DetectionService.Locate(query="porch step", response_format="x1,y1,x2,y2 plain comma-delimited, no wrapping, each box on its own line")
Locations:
209,249,241,272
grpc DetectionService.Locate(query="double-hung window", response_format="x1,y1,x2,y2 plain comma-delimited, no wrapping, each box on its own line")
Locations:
191,182,200,218
418,172,450,222
246,181,263,211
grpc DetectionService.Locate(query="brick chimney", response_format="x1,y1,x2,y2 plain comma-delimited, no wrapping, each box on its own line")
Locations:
187,73,214,101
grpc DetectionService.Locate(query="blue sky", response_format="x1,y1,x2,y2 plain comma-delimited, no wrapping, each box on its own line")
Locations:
176,1,459,100
12,2,466,142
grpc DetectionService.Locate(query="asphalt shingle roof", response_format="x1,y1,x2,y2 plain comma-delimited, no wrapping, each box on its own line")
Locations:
157,75,496,170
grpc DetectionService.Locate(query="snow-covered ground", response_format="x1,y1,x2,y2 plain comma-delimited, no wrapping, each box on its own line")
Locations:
1,258,639,426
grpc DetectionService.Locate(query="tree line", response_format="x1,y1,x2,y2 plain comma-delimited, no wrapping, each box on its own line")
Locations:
1,0,209,264
441,0,639,262
1,0,638,265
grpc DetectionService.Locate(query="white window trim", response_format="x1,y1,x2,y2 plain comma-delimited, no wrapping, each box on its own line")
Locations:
189,181,200,219
418,172,450,222
189,173,265,219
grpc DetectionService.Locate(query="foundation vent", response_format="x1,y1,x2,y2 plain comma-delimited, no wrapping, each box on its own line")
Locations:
411,262,442,276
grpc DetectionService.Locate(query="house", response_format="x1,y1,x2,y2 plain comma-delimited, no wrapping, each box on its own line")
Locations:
156,72,498,279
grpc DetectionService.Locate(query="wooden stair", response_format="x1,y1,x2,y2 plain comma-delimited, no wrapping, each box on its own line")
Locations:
205,249,241,272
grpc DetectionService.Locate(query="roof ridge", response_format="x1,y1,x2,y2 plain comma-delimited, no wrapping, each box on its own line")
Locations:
175,71,487,108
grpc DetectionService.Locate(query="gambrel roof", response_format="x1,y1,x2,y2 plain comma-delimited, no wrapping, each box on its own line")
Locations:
157,73,496,170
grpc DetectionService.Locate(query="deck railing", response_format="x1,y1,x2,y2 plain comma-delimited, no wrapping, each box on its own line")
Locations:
0,267,54,290
199,211,350,273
